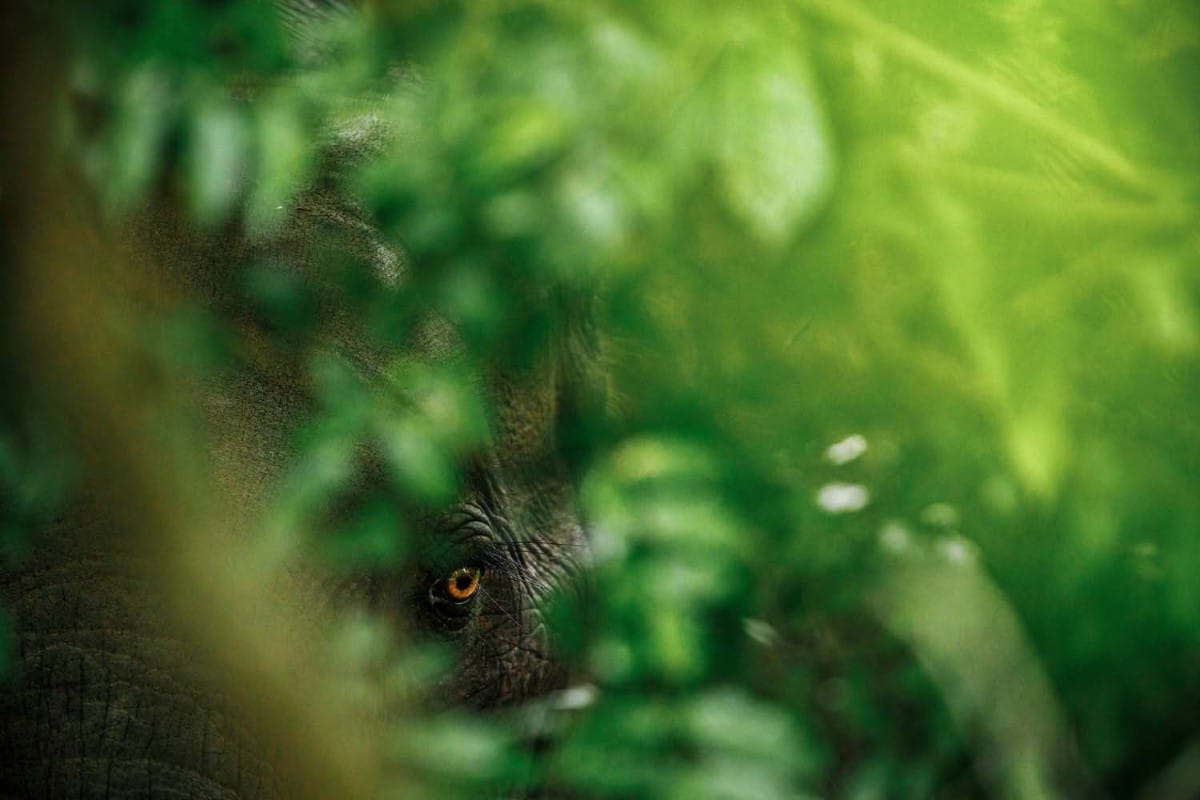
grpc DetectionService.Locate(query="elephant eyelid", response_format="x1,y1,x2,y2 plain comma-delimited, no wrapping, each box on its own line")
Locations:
464,541,521,578
423,539,517,580
435,504,495,545
427,502,525,581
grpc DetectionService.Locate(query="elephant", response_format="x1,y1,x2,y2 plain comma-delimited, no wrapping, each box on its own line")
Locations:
0,7,598,798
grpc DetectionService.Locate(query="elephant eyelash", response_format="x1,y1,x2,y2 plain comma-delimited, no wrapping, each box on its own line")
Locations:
420,539,520,580
466,541,523,578
423,500,580,588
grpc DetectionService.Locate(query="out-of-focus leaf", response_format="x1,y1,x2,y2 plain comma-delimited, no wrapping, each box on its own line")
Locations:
713,47,835,244
246,96,315,236
187,97,250,225
108,66,174,210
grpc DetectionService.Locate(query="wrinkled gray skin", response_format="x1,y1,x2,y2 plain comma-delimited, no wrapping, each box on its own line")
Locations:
191,186,594,712
0,86,592,800
0,200,591,798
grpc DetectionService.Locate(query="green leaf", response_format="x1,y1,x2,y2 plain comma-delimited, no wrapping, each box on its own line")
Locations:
187,96,250,225
246,96,315,236
714,47,834,245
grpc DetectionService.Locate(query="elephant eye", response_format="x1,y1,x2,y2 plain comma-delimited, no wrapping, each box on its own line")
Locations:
440,566,482,603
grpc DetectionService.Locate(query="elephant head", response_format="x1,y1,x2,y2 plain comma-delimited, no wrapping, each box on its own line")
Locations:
0,11,597,798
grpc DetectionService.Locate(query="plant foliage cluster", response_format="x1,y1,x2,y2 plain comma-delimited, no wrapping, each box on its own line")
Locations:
3,0,1200,797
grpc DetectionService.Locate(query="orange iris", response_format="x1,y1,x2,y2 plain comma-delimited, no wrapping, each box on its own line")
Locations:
445,566,481,601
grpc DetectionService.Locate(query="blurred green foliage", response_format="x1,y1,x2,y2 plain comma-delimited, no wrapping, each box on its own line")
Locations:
4,0,1200,796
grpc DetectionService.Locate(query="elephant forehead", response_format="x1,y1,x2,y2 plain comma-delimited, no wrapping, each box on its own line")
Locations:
144,185,562,488
282,196,565,467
